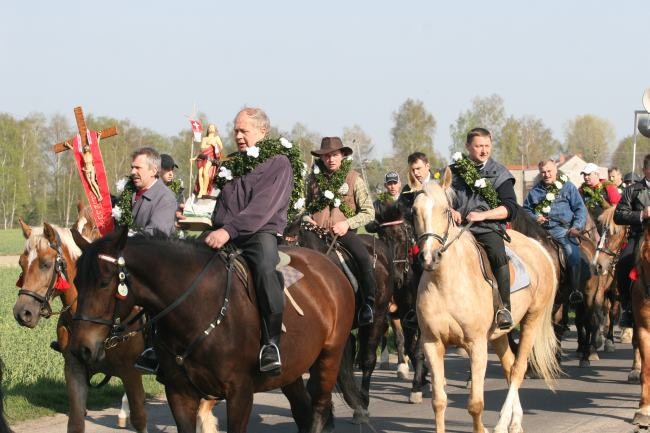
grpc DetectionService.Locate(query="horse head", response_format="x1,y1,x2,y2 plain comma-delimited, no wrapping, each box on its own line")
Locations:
13,219,81,328
412,169,454,271
69,225,131,364
592,207,627,276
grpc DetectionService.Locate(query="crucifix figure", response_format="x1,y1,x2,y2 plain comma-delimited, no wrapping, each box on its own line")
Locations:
52,106,118,235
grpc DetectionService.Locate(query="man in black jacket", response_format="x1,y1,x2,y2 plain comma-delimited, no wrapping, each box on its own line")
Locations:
613,154,650,328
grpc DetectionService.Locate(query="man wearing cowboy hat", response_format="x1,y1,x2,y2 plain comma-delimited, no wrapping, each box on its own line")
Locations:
305,137,377,326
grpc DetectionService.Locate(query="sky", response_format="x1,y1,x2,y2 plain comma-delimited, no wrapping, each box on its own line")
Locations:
1,1,648,161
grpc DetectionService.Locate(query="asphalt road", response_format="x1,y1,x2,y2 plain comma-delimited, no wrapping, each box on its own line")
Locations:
10,329,643,433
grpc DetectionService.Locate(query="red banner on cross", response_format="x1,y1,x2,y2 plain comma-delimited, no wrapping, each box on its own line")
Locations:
70,130,114,235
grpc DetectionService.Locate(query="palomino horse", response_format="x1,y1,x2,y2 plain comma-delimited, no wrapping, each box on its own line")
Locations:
373,201,430,404
413,175,560,433
12,210,149,433
285,218,393,423
630,223,650,429
68,227,362,433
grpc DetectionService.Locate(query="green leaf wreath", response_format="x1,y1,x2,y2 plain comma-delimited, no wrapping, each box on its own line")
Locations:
213,137,305,221
114,178,137,228
580,180,614,209
167,179,183,196
451,153,500,209
376,191,396,204
533,173,569,215
305,158,355,218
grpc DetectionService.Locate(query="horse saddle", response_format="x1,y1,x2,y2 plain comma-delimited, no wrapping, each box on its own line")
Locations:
474,242,531,294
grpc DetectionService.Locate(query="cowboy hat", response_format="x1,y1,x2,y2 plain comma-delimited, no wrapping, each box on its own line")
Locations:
311,137,353,157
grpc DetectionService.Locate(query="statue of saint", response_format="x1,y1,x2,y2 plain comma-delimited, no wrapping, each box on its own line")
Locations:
82,145,102,201
192,124,223,197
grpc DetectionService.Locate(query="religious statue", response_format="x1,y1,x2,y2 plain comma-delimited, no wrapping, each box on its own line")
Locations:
82,145,102,201
192,123,223,197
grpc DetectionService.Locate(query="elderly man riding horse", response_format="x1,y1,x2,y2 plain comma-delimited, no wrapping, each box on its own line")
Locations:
449,127,518,330
305,137,376,326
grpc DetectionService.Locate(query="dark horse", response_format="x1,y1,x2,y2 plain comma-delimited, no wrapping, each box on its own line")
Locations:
372,201,430,404
283,216,393,423
12,208,148,433
69,227,362,433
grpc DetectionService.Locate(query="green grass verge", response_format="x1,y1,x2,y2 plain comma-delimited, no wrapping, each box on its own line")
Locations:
0,229,24,255
0,266,164,425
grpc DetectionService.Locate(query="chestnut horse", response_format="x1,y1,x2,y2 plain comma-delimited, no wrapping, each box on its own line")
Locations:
413,173,560,433
68,227,362,433
630,223,650,428
12,211,149,433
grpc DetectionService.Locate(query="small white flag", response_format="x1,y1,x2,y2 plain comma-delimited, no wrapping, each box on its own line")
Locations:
190,119,203,143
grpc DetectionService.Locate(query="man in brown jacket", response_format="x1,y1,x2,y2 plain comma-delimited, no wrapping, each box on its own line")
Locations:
305,137,376,325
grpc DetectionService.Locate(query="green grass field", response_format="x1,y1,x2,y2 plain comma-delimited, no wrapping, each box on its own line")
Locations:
0,229,24,255
0,266,164,425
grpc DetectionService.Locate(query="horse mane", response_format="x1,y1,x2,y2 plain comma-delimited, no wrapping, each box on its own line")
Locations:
25,224,82,261
598,207,624,235
509,204,560,252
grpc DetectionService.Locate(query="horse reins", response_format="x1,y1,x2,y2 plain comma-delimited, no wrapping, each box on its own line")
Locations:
378,219,412,271
18,232,74,319
417,209,474,256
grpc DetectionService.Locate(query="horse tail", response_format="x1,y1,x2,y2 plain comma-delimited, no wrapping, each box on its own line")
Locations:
528,277,562,391
336,334,364,411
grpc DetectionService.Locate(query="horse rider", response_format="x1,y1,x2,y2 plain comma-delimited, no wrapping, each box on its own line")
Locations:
305,137,376,326
366,171,402,232
449,127,518,330
613,154,650,328
523,159,587,304
579,162,621,231
399,152,434,222
203,107,293,374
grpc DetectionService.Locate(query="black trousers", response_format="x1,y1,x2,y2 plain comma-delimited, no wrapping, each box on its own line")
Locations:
337,230,376,300
616,236,639,304
234,232,285,316
474,230,509,269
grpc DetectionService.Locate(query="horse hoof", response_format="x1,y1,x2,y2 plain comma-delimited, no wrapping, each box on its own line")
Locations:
579,359,590,368
588,352,600,361
351,409,369,425
379,362,390,370
604,339,615,352
633,411,650,426
621,328,633,344
117,416,128,428
508,425,524,433
396,363,410,380
409,391,423,404
629,370,642,384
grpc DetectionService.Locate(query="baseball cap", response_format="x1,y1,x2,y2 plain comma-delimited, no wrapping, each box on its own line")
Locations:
624,172,642,183
384,171,400,184
161,154,178,170
580,163,599,175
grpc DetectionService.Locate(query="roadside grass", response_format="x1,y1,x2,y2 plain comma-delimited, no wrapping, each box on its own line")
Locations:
0,266,164,425
0,229,24,255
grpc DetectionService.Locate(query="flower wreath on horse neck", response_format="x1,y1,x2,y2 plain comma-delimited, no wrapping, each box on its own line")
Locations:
451,151,500,209
214,137,305,221
534,172,569,216
580,179,615,209
305,156,355,218
112,177,184,229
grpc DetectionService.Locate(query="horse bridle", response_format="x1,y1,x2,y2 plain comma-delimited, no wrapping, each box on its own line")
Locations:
378,219,414,273
592,224,628,272
17,232,72,319
416,209,475,257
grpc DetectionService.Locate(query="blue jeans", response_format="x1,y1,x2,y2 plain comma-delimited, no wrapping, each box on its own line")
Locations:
556,235,580,268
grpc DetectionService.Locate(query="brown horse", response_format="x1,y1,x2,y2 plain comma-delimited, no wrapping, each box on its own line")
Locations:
12,210,148,433
630,223,650,428
413,173,560,433
68,227,362,433
0,358,10,433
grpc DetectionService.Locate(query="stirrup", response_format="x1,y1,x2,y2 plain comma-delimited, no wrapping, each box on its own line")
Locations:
357,303,374,327
568,290,584,305
402,309,418,330
134,348,159,375
259,343,282,373
495,308,513,330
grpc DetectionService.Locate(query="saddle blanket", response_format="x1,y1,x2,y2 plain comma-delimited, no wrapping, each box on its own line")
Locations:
505,246,530,293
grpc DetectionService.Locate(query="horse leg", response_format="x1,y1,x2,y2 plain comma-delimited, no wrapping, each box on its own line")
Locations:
282,378,313,433
117,393,128,428
355,322,382,422
196,400,219,433
121,369,147,433
466,340,489,433
166,388,201,433
305,350,340,433
410,333,429,404
492,334,515,383
392,317,409,378
575,304,591,368
631,344,643,384
422,339,447,433
63,353,88,433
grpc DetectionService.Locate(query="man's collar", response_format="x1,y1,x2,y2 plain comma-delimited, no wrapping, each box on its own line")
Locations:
138,178,158,193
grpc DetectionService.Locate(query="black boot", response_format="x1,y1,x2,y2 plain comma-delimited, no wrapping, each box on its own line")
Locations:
50,340,62,353
357,268,376,327
134,347,158,374
259,313,283,374
568,265,584,305
620,282,634,328
402,309,418,330
494,264,513,330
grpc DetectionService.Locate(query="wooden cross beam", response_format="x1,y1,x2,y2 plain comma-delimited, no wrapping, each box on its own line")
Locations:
52,106,118,153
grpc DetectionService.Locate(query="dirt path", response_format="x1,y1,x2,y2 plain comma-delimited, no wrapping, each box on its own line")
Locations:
0,255,19,266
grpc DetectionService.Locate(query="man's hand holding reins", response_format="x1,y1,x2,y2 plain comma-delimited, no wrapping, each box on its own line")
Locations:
205,228,230,249
331,220,349,237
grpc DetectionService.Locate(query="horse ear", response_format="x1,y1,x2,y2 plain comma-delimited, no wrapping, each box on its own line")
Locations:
43,222,57,244
76,200,85,213
111,225,129,251
441,166,453,190
71,228,90,251
18,218,32,239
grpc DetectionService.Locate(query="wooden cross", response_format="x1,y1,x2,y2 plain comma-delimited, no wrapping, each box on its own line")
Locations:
52,106,118,153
